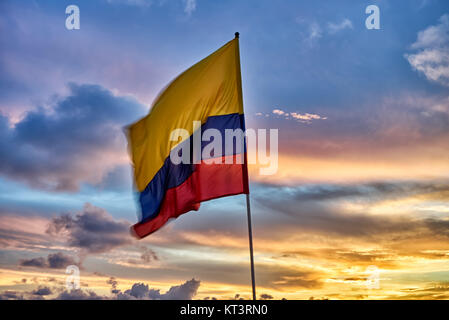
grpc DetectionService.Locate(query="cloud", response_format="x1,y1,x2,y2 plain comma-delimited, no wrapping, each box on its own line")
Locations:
183,0,196,16
46,203,131,254
20,252,77,269
290,112,327,122
19,257,47,268
47,252,78,269
308,22,322,40
140,246,159,262
327,19,353,34
160,278,200,300
107,0,196,14
411,15,449,50
31,287,52,296
0,214,62,252
117,278,200,300
107,277,119,294
262,180,449,203
0,1,170,117
0,291,24,300
55,289,104,300
270,108,327,123
0,278,201,300
272,109,285,116
297,18,352,46
0,83,144,191
106,0,153,7
0,287,51,300
124,246,159,266
252,181,449,240
303,22,322,46
405,14,449,86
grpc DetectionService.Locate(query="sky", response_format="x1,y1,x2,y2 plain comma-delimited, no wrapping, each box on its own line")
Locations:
1,0,449,300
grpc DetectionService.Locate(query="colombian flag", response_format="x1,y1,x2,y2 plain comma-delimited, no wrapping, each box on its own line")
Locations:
126,35,249,239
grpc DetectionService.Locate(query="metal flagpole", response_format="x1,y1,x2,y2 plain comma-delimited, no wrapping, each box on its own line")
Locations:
246,193,257,300
235,31,257,300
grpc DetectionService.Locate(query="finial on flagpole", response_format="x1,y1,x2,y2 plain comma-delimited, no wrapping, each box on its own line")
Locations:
235,32,239,39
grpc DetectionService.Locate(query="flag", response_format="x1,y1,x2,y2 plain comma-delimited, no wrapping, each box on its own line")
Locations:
126,36,249,239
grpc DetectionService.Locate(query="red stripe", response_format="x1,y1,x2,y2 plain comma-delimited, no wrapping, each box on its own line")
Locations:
131,154,249,239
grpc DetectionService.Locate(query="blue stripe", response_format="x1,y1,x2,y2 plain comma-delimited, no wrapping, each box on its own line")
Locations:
138,113,245,222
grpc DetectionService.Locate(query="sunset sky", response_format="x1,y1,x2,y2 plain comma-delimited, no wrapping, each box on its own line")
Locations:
1,0,449,300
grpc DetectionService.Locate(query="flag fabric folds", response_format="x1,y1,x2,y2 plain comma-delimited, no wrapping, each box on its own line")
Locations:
126,37,249,239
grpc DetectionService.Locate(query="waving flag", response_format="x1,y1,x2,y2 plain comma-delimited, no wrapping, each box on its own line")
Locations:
126,36,249,239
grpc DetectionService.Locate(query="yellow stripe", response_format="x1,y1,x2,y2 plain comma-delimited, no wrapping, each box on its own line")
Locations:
127,38,243,192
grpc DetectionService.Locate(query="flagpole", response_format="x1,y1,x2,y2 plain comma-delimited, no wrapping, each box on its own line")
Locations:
235,31,257,301
245,193,257,300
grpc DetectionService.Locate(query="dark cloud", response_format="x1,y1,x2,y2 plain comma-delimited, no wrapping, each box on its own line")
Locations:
93,165,133,191
46,203,131,254
260,293,273,300
424,219,449,237
117,278,200,300
251,182,449,239
20,252,77,269
256,197,412,238
0,291,24,300
19,257,47,268
257,180,449,203
107,277,119,294
47,252,77,269
55,289,104,300
141,247,158,262
32,287,52,296
55,279,200,300
0,289,48,300
0,83,144,191
120,283,151,299
164,180,449,246
0,278,201,300
126,246,159,266
160,278,201,300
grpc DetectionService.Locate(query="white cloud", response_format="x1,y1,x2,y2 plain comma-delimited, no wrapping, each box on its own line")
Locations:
405,14,449,87
106,0,153,7
183,0,196,16
297,18,352,47
308,22,322,40
106,0,195,15
290,112,327,122
327,19,353,34
271,108,327,123
272,109,285,116
411,15,449,49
